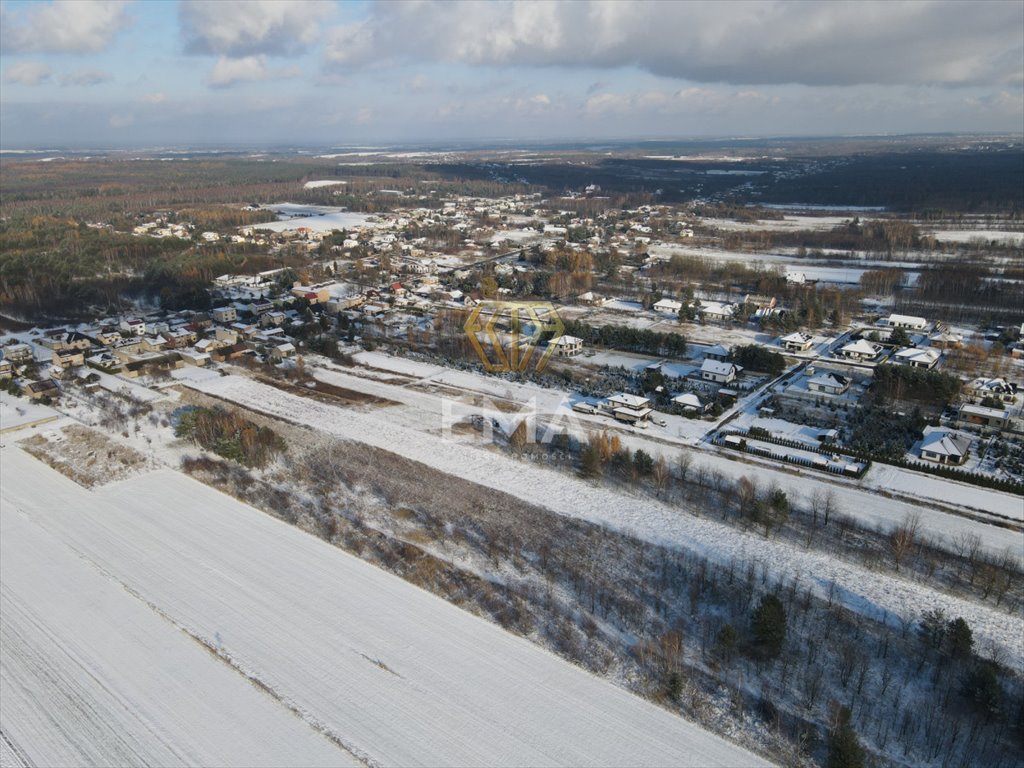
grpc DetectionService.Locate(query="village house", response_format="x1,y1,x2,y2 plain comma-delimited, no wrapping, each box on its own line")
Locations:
883,314,929,331
211,306,237,323
703,344,731,362
93,329,122,346
577,291,611,307
928,330,963,349
141,335,168,354
964,377,1017,405
893,347,941,369
957,403,1009,432
215,327,239,344
699,301,735,323
807,371,851,395
699,359,741,385
919,430,971,466
165,327,198,348
53,349,85,368
26,379,59,400
653,298,683,315
119,318,146,336
671,392,708,413
2,343,34,363
605,393,653,425
548,335,584,357
260,311,288,328
269,342,297,362
0,359,13,379
838,338,882,361
780,332,814,352
178,349,210,367
291,280,339,304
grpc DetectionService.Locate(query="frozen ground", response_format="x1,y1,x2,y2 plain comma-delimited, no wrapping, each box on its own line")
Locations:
331,353,1021,549
0,445,768,768
0,455,353,768
252,204,377,233
186,373,1024,669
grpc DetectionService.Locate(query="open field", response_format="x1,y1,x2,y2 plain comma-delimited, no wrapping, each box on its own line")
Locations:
184,372,1024,668
0,445,768,768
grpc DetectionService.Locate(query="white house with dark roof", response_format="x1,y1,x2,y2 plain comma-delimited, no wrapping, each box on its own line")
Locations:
919,430,971,465
699,359,740,384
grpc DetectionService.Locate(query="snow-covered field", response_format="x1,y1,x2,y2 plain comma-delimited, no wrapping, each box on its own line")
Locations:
0,446,768,768
328,353,1022,551
252,204,376,233
185,373,1024,668
927,229,1024,245
303,180,348,189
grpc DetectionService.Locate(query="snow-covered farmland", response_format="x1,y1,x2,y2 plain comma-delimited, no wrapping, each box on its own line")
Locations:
185,374,1024,668
0,445,768,768
252,204,377,233
303,180,348,189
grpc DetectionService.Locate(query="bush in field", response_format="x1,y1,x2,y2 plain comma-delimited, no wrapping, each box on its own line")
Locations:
174,406,285,468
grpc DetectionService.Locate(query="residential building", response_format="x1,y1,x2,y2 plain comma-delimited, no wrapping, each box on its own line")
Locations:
893,347,941,369
606,393,653,425
211,306,237,323
653,298,683,315
884,314,928,331
2,343,33,363
548,335,584,357
957,403,1009,431
671,392,708,413
704,344,731,361
26,379,59,400
699,359,740,384
780,332,814,352
807,371,850,395
838,338,882,361
919,430,971,465
964,377,1017,404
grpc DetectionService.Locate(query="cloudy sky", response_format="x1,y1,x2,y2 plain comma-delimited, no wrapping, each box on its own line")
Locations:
1,0,1022,147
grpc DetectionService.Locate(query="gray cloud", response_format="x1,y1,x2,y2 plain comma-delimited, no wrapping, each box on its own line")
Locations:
62,68,113,87
324,1,1023,87
179,0,331,57
3,61,52,86
1,0,131,55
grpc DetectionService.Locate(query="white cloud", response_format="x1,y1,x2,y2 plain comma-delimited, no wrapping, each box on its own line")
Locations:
3,61,52,86
61,68,113,87
322,1,1024,87
180,0,331,57
1,0,130,54
142,92,167,104
206,55,301,88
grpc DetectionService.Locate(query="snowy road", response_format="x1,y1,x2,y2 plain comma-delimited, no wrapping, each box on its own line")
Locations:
0,446,769,768
187,374,1024,669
